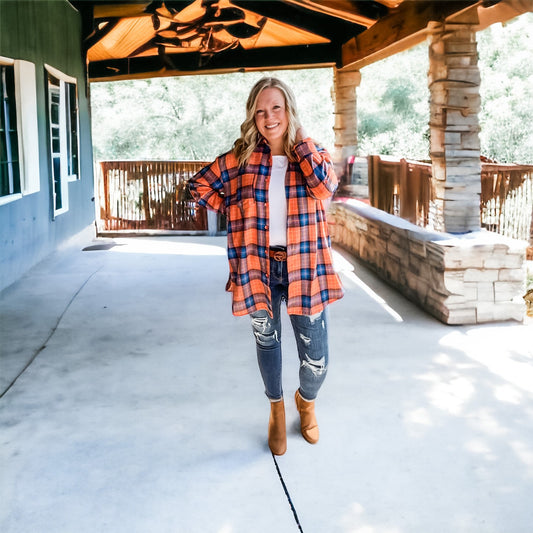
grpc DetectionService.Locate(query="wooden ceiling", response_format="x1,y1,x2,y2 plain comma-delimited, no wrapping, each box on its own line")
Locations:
69,0,529,81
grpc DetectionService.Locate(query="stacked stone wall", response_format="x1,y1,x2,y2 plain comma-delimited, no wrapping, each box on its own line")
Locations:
330,200,526,324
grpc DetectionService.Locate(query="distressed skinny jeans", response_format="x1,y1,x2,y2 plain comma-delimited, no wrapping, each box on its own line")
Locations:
250,257,328,401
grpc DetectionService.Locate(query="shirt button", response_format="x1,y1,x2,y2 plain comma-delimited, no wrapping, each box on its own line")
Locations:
264,224,269,230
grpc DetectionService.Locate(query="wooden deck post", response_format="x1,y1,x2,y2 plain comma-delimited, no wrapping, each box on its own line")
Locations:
332,66,361,194
427,14,482,233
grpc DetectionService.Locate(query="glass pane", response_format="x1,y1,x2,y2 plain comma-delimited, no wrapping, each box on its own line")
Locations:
0,163,8,196
53,155,61,209
48,73,60,87
5,68,17,126
66,82,79,176
52,127,60,153
0,75,5,133
0,131,6,161
50,100,59,125
11,161,20,194
0,64,21,196
9,131,18,158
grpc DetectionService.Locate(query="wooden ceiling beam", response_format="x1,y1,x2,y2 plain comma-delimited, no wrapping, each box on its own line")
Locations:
88,42,338,81
341,0,478,70
232,0,366,43
281,0,379,27
92,2,151,19
474,0,533,31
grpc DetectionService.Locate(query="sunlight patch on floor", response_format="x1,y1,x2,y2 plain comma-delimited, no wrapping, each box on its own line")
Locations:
416,371,475,416
332,250,403,323
493,383,523,404
339,501,403,533
464,438,497,460
439,329,533,394
509,440,533,477
465,409,508,442
110,239,227,256
404,407,433,426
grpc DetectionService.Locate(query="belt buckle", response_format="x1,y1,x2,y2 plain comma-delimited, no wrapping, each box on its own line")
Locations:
272,250,286,261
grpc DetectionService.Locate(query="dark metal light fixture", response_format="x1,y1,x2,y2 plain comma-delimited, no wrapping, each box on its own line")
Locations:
135,0,266,66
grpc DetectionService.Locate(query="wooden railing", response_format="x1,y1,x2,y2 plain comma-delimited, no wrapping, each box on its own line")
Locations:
97,160,209,232
97,157,533,247
367,155,533,244
480,164,533,242
368,155,433,227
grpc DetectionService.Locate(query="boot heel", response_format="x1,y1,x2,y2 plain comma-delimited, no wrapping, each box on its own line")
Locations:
268,399,287,455
295,390,319,444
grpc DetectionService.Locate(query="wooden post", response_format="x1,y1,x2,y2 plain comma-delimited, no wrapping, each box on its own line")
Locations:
427,16,482,233
332,66,361,194
100,161,110,230
529,204,533,257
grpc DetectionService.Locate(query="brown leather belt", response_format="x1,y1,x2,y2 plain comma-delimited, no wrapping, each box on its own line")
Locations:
269,248,287,261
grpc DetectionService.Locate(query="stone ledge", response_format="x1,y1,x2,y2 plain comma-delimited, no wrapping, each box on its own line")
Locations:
329,199,527,325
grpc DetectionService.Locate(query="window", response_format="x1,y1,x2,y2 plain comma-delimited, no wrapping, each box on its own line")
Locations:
45,65,80,216
1,64,21,198
0,57,40,205
47,73,63,212
65,81,79,179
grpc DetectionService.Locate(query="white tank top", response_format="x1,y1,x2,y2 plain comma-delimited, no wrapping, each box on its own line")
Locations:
268,156,288,247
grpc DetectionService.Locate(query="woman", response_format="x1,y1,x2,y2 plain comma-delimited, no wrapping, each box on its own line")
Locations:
189,77,343,455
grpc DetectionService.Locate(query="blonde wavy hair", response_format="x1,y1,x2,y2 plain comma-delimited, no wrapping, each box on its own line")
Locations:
233,77,301,167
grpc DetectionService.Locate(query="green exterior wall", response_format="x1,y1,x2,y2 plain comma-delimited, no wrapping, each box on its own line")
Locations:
0,0,95,291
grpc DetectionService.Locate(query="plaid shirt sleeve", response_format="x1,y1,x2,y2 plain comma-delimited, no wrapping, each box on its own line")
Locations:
293,138,338,200
188,157,226,214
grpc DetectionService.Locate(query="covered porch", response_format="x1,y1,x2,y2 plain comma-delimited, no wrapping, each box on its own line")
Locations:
81,0,532,325
2,3,533,531
1,232,532,532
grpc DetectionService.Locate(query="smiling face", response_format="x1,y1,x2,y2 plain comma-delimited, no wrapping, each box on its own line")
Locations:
254,87,289,155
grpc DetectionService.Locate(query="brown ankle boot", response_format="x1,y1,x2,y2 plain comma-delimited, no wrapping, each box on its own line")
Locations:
268,399,287,455
295,390,319,444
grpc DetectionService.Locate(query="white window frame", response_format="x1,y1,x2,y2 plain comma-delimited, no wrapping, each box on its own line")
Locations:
45,65,80,216
0,56,40,207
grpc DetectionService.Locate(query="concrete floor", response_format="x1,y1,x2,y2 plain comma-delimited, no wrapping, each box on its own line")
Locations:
1,233,532,533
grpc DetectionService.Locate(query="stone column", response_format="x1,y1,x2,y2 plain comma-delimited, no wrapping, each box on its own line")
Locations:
332,67,361,194
427,19,481,234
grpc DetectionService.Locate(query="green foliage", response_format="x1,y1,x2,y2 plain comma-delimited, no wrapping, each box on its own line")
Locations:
357,42,430,160
478,13,533,164
90,69,334,161
90,13,533,165
381,79,418,117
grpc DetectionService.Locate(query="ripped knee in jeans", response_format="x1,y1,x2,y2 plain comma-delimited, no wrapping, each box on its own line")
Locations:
301,353,327,377
251,314,279,348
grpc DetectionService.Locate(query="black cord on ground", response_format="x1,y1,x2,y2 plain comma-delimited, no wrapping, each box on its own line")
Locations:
272,452,304,533
0,266,102,400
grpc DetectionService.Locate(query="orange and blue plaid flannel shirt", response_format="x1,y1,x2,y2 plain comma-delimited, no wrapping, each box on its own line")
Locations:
189,137,344,317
